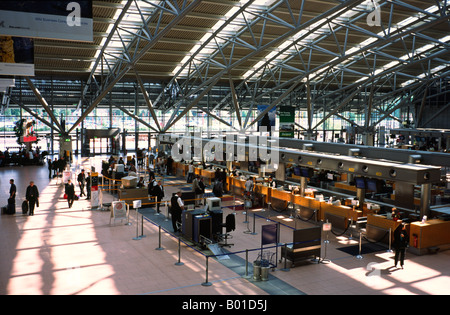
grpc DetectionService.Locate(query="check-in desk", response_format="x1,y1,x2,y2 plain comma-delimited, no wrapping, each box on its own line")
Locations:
175,162,188,178
409,219,450,255
366,214,402,245
254,184,270,206
334,182,357,192
270,188,292,212
321,203,361,231
201,169,215,185
118,188,149,206
293,195,321,222
229,177,246,196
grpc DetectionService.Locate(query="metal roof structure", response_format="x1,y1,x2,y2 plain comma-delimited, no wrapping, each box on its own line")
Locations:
2,0,450,136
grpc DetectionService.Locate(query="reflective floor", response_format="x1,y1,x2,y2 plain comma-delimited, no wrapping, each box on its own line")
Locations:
1,157,450,295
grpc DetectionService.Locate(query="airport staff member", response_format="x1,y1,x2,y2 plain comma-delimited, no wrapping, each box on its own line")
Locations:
170,191,184,233
268,176,276,188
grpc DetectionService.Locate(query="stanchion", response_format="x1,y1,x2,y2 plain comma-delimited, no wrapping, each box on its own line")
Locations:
348,218,354,240
175,237,184,266
387,228,393,253
319,221,331,264
202,256,212,286
243,204,249,224
356,232,363,259
243,249,251,279
132,209,141,241
140,212,146,239
155,225,164,250
164,201,169,222
251,213,257,235
281,243,290,271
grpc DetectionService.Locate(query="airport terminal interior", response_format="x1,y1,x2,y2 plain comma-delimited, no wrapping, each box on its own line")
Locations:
1,0,450,296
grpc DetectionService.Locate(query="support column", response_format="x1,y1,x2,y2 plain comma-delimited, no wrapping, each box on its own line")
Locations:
275,162,285,183
300,177,307,197
420,183,431,218
356,188,365,209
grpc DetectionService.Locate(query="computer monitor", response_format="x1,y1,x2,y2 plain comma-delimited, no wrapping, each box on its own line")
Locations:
366,179,379,192
355,177,366,189
293,166,301,176
182,192,196,206
114,164,124,173
206,197,221,211
300,167,313,178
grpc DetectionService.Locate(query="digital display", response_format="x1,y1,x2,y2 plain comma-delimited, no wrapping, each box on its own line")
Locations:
355,177,366,189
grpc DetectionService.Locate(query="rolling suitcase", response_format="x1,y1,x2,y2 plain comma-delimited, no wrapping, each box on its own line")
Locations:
1,206,6,215
7,198,15,215
22,200,28,215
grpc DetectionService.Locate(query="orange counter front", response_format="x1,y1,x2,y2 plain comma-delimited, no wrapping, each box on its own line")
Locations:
365,214,403,245
409,219,450,255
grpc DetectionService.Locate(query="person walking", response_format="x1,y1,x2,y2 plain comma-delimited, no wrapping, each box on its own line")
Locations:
393,223,409,269
47,158,53,179
153,180,165,214
192,175,202,206
65,179,75,208
170,191,184,233
25,181,39,216
77,169,86,197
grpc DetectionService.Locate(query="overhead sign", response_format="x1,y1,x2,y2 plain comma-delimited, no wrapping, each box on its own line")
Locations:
279,106,295,138
0,1,93,42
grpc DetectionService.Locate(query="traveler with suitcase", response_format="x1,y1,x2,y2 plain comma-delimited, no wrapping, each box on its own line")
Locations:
25,181,39,216
7,179,16,215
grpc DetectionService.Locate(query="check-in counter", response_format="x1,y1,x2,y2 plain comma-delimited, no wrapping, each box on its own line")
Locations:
118,188,150,206
173,162,188,178
321,203,361,230
270,188,292,211
229,177,246,196
293,195,321,222
409,219,450,255
254,184,270,205
335,182,357,192
201,169,215,185
366,214,402,245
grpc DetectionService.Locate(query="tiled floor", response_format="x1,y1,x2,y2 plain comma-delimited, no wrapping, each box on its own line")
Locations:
1,157,450,295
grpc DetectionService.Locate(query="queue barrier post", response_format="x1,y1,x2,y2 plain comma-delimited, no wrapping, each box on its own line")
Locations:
251,213,257,235
356,232,363,260
175,236,184,266
387,228,393,253
132,209,141,241
202,256,212,287
155,225,164,251
281,243,290,272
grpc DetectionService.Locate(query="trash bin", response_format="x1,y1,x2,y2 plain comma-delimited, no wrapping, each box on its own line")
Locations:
253,261,261,281
260,266,269,281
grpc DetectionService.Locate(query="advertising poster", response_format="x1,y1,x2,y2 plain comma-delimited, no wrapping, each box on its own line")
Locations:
0,36,34,76
257,105,276,134
0,1,93,42
279,106,295,138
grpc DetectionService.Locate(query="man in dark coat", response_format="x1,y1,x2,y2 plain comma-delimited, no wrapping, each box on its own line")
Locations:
65,179,75,208
25,181,39,216
393,223,409,269
153,180,165,214
77,169,86,197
